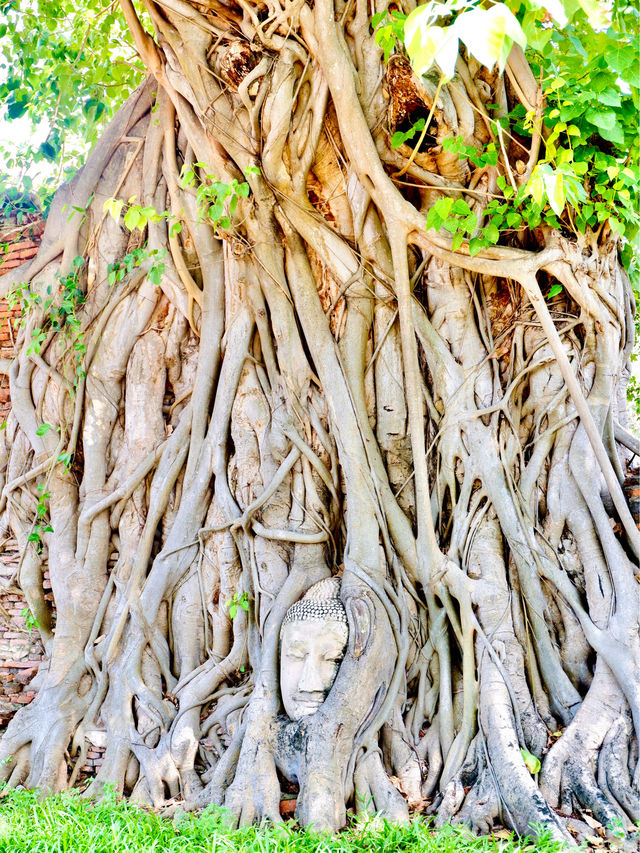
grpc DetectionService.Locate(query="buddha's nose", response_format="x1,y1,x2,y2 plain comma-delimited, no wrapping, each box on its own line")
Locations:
298,657,326,693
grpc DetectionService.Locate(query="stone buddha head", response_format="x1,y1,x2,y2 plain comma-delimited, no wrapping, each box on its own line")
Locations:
279,578,349,721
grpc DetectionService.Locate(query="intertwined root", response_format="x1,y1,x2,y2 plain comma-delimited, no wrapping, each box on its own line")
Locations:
0,0,638,844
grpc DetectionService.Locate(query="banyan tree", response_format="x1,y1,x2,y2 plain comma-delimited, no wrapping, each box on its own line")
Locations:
0,0,638,845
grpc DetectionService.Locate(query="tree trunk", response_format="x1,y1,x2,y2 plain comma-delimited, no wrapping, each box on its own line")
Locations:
0,0,638,845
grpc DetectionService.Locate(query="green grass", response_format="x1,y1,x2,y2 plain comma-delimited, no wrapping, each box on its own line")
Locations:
0,786,569,853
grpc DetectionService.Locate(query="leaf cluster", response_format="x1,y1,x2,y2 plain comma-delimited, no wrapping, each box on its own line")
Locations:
0,0,145,207
181,163,254,232
226,591,250,620
107,247,166,288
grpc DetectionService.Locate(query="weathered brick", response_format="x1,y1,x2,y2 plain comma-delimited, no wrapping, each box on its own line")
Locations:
11,693,36,704
7,240,37,252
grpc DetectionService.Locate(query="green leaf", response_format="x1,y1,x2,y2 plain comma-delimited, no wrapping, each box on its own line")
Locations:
527,174,545,207
123,207,141,231
426,196,453,232
451,231,464,251
468,237,484,256
484,222,500,244
7,99,29,119
544,170,566,217
598,88,621,108
404,19,460,80
452,198,472,216
148,264,165,286
392,118,427,149
520,748,541,775
58,452,73,468
547,283,563,299
454,4,527,75
608,217,624,236
584,108,616,132
103,198,123,222
36,422,52,436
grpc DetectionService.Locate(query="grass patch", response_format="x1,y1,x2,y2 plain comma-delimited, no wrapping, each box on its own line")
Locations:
0,786,569,852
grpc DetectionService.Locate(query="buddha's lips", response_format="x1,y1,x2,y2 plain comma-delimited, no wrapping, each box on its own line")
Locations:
293,695,325,711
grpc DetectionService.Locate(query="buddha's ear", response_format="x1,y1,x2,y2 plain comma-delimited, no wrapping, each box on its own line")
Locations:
345,593,375,658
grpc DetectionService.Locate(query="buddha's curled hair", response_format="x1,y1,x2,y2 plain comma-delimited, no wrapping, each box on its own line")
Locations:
282,577,348,632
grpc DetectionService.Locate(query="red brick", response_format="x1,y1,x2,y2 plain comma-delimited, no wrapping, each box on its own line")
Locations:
7,241,37,252
9,694,35,704
11,249,37,261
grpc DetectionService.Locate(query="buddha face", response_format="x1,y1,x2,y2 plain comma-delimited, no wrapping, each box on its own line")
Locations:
279,618,348,721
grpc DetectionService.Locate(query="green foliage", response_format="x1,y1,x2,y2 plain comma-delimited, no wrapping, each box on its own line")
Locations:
0,183,41,224
404,1,527,80
27,481,54,552
180,163,255,232
20,607,39,633
424,173,556,257
103,196,174,234
525,1,640,240
0,0,145,211
391,118,428,149
102,197,169,285
375,0,638,246
106,247,166,288
5,256,90,502
226,591,250,620
627,374,640,425
371,9,407,63
0,787,575,853
57,451,73,471
8,256,87,383
442,137,500,169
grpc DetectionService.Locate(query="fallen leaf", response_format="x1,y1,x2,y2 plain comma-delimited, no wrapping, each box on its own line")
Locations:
492,829,513,840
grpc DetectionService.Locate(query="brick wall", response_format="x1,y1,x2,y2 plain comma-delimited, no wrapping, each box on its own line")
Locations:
0,547,47,727
0,219,47,725
0,220,44,421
